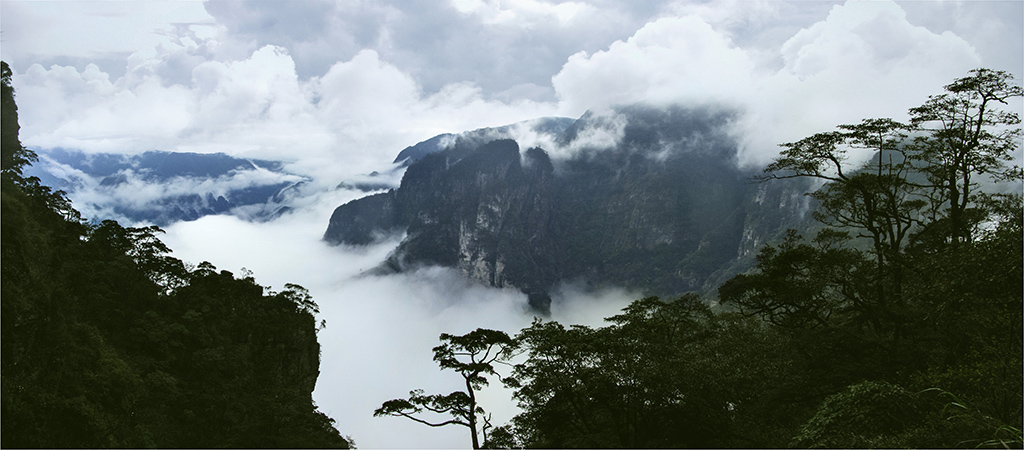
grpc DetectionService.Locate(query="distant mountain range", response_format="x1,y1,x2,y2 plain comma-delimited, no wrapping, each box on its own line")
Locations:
324,105,816,312
24,108,817,311
25,149,308,226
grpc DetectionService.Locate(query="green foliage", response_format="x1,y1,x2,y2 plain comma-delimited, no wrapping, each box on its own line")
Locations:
909,68,1024,245
1,63,350,448
2,60,37,179
792,380,923,448
504,295,801,448
719,229,870,330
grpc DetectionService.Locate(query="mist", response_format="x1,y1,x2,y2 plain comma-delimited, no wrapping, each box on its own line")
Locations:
160,185,640,448
6,0,1020,446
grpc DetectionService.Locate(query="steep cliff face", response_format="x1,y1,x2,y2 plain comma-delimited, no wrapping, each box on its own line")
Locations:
385,140,561,308
324,105,815,312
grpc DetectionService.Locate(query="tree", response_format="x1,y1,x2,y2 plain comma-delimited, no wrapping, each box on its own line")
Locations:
374,328,516,449
909,68,1023,246
791,380,924,449
2,59,351,447
764,119,925,325
719,229,872,331
748,69,1023,338
722,68,1023,448
504,295,800,448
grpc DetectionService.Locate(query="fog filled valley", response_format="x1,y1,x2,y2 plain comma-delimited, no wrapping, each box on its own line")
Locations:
2,1,1023,448
158,191,648,448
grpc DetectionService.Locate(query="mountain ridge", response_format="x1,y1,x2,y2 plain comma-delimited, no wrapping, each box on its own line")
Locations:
24,148,306,226
324,105,815,312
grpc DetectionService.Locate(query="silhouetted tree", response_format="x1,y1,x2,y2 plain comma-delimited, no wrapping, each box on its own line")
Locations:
375,328,516,449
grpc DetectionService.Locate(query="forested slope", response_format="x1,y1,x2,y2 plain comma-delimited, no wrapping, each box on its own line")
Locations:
1,61,352,448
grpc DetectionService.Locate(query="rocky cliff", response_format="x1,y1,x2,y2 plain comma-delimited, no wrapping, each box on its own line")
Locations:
324,105,814,312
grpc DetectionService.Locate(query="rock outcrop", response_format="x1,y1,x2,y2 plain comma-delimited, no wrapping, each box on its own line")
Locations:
325,105,814,312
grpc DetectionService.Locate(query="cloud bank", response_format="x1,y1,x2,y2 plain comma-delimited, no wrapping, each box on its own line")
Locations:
550,1,984,167
159,189,641,448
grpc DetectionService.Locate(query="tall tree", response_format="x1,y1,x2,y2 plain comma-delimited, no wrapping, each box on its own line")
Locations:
909,68,1023,246
722,68,1023,448
760,118,923,335
752,69,1023,336
374,328,516,449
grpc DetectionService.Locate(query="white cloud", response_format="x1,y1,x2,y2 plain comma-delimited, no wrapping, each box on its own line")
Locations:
158,187,638,448
548,1,985,168
736,0,982,167
14,44,559,188
450,0,595,26
33,155,307,225
552,15,757,117
9,0,1010,178
0,1,214,65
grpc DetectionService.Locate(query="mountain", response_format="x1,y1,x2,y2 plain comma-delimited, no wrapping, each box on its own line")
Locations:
324,105,814,312
391,116,577,167
24,148,306,226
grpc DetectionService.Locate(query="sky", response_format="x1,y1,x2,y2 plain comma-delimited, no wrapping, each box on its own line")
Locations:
2,0,1022,448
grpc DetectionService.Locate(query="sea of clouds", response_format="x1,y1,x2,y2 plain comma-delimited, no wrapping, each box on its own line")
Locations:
158,186,641,448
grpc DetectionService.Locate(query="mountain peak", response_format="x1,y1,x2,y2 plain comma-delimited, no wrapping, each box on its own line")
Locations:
325,106,814,312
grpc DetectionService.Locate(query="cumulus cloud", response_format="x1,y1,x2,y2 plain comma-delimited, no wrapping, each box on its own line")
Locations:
553,15,757,116
191,0,668,98
14,44,559,190
549,1,985,168
737,0,982,167
9,0,1014,178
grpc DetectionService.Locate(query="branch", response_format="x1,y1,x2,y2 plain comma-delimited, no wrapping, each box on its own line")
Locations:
396,412,469,429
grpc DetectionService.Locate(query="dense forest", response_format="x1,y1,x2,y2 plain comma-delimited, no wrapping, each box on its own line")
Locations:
378,69,1024,448
1,61,353,448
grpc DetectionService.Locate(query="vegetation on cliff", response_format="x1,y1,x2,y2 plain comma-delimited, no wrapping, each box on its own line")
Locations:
1,61,352,448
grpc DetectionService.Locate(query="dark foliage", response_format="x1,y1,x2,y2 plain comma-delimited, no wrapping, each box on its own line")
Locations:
1,61,351,448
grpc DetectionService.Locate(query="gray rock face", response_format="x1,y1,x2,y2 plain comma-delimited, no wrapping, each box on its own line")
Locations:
324,105,814,312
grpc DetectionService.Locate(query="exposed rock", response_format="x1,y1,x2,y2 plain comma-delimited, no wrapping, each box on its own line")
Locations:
324,105,815,312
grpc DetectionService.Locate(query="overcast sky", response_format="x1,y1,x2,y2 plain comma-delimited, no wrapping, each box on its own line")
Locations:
2,1,1022,448
3,0,1021,179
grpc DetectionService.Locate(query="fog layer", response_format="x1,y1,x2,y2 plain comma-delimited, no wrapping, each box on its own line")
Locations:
160,188,640,448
